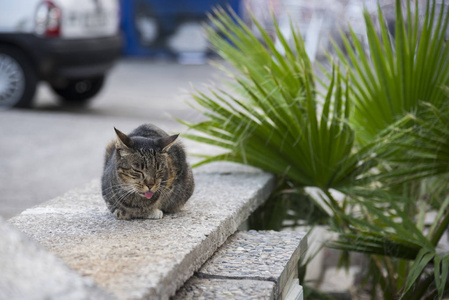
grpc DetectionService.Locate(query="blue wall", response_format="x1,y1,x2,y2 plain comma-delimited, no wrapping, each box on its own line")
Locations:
120,0,241,57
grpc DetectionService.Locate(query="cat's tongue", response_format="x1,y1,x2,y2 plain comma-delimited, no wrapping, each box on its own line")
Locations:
145,191,154,199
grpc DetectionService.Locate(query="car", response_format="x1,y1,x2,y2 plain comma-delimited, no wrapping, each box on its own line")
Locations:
0,0,121,108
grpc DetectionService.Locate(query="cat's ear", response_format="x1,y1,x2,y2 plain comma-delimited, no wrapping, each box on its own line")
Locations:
114,127,134,155
158,134,178,152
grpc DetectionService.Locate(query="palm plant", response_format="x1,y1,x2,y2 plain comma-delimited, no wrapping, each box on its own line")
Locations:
333,103,449,299
180,8,390,217
334,0,449,145
180,0,449,299
328,1,449,296
329,184,449,299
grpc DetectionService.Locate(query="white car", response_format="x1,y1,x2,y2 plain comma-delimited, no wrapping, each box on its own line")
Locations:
0,0,121,108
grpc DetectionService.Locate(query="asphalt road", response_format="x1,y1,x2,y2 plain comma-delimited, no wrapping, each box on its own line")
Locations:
0,59,223,219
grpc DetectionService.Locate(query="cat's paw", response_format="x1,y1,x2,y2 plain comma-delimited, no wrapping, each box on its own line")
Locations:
113,209,131,220
147,209,163,219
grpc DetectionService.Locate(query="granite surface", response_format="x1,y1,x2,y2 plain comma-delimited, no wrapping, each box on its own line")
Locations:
173,278,276,300
174,230,307,300
0,217,110,300
8,165,275,300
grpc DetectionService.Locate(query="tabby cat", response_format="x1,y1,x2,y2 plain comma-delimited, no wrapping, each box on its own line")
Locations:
101,124,194,220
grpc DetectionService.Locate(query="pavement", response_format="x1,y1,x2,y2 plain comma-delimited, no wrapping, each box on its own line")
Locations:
0,59,224,219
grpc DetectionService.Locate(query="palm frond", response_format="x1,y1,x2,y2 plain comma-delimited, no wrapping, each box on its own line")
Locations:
183,9,384,193
378,102,449,185
334,0,449,144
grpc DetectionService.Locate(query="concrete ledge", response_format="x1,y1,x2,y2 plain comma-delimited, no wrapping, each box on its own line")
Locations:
0,217,110,300
174,230,307,300
8,165,275,300
174,278,276,299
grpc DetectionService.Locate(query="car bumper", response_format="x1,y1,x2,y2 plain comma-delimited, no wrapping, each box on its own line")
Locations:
37,34,122,79
0,33,122,80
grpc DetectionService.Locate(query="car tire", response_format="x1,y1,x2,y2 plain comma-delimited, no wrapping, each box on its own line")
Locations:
52,75,105,106
0,45,37,109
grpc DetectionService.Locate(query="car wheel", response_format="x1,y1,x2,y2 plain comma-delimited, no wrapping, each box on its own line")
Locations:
51,75,105,106
0,46,37,109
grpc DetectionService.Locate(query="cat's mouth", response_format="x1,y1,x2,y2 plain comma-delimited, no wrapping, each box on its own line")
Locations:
139,188,157,200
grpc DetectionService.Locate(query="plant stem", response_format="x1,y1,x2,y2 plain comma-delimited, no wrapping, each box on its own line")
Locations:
372,256,395,300
400,273,434,300
322,189,348,231
430,208,449,247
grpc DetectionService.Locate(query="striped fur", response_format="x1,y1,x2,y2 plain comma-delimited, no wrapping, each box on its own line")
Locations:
101,124,194,220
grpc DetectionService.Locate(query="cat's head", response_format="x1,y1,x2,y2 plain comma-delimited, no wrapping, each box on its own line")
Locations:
113,127,178,199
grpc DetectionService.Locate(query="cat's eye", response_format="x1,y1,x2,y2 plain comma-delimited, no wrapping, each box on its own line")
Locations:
131,162,145,170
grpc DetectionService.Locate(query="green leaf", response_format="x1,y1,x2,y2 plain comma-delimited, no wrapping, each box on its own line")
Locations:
402,248,435,297
434,253,449,300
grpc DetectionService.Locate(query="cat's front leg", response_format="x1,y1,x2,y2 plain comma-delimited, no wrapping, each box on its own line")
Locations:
147,209,163,219
113,209,132,220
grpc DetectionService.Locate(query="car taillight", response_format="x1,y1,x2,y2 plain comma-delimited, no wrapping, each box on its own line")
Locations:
35,1,61,37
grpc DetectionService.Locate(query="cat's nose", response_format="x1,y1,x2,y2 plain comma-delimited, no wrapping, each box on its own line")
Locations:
146,178,155,188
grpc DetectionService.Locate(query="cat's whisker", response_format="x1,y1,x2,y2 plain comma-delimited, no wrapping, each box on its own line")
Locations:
111,189,135,208
103,185,132,199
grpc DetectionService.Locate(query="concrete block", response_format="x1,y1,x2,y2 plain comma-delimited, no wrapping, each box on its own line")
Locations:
175,230,307,300
284,279,304,300
0,217,110,300
197,230,307,298
9,166,275,300
173,277,276,300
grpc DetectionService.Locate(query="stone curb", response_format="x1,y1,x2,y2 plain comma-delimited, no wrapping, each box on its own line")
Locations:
8,165,275,300
174,230,307,300
174,278,276,300
0,216,111,300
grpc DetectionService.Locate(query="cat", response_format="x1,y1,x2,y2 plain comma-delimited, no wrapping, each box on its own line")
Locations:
101,123,194,220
